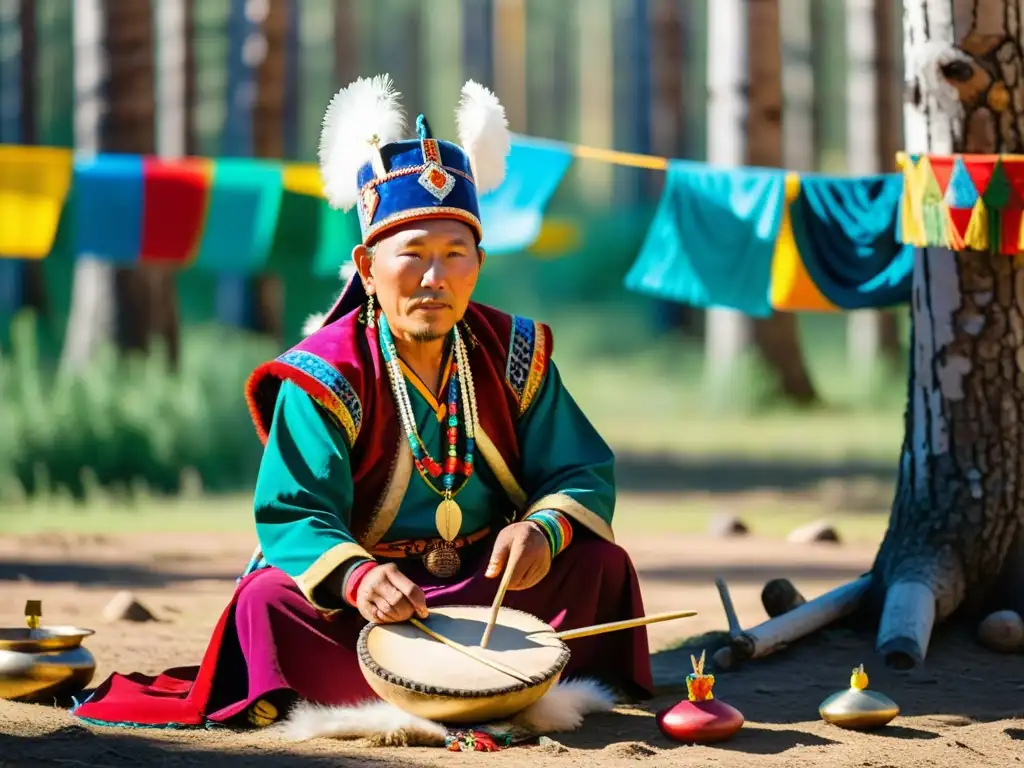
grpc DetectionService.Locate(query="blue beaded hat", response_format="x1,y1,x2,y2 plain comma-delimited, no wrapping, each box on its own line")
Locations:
318,74,510,245
304,74,510,333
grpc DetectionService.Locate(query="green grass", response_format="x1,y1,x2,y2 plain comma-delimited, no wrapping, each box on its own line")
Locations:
0,303,907,544
0,484,891,545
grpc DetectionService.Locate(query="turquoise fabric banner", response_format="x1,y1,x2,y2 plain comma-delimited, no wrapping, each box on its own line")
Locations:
791,175,912,310
194,159,285,274
479,136,574,255
624,162,786,317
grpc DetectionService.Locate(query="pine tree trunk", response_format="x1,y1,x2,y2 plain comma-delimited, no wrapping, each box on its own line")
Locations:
105,0,181,371
874,0,906,367
871,0,1024,668
247,0,287,344
845,0,906,377
746,0,818,406
648,0,701,336
17,0,50,329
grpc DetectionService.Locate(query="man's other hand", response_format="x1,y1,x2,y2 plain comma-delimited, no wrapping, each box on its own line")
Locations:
356,563,429,624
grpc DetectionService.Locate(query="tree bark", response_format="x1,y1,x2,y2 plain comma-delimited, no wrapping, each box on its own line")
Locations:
746,0,818,406
871,0,1024,668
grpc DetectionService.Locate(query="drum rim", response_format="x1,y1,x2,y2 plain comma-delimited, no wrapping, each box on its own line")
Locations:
357,605,570,700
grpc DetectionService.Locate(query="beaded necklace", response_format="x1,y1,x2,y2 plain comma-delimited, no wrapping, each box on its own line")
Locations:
378,312,478,557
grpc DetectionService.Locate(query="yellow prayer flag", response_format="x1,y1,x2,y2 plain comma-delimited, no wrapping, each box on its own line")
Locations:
769,173,838,312
0,145,73,259
963,199,990,252
281,163,324,198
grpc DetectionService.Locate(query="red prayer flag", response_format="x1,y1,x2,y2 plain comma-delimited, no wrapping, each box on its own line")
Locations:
999,158,1024,200
928,155,955,196
139,157,211,264
960,154,999,198
947,206,974,247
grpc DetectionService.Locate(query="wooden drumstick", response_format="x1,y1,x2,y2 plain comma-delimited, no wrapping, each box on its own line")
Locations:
409,618,533,684
479,546,523,649
539,610,699,641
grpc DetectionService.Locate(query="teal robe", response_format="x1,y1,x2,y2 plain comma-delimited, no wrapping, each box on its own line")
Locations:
251,357,616,606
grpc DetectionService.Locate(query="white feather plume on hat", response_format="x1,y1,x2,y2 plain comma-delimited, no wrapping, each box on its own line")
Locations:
455,80,510,194
318,74,407,211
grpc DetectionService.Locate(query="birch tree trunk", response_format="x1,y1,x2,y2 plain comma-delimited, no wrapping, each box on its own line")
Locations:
704,0,754,389
61,0,112,372
871,0,1024,668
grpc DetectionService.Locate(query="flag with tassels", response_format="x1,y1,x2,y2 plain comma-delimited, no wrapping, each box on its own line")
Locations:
898,153,1024,254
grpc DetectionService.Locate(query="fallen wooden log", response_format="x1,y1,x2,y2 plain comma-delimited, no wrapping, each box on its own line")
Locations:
761,578,806,618
713,575,871,668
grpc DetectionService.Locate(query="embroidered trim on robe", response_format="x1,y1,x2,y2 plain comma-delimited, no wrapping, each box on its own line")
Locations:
247,350,363,447
505,315,550,416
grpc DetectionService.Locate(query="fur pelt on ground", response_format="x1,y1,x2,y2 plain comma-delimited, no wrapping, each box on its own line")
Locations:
280,678,618,747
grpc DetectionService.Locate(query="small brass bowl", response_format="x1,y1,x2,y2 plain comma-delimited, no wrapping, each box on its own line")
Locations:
819,688,899,730
0,626,97,703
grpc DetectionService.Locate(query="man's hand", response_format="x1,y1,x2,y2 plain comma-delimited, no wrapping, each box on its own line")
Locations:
355,563,429,624
485,521,551,590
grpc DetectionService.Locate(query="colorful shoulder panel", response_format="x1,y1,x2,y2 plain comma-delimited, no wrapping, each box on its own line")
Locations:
504,314,552,417
243,315,368,448
246,350,362,447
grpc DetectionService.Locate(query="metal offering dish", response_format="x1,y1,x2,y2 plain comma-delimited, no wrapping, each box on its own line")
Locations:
0,601,97,703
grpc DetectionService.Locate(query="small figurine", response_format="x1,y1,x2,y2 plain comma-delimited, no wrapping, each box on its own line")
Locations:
25,600,41,631
819,664,899,730
656,650,744,744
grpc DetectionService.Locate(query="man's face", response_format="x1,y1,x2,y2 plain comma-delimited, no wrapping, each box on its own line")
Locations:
354,218,484,343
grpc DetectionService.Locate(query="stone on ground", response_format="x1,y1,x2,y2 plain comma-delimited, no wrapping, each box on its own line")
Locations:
707,513,749,538
103,591,157,623
977,610,1024,653
786,520,840,544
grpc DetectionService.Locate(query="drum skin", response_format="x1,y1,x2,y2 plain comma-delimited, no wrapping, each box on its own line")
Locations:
357,605,570,724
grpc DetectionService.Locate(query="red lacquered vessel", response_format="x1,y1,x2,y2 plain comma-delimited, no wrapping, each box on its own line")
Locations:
656,650,744,744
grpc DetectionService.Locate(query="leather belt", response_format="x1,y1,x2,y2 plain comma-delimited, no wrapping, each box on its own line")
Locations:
369,526,492,559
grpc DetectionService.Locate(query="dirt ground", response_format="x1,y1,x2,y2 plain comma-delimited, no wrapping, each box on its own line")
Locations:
1,525,1023,767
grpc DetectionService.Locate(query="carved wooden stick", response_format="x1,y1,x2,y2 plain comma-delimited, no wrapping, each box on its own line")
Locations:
714,577,742,636
714,575,871,667
732,575,871,661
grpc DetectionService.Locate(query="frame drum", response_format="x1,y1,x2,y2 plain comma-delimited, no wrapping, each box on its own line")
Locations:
357,605,570,723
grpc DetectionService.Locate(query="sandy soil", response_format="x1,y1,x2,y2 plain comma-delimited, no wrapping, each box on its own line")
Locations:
1,528,1023,767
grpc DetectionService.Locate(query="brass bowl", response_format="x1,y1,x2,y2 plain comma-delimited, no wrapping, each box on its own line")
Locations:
0,627,95,653
819,688,899,730
0,626,97,703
